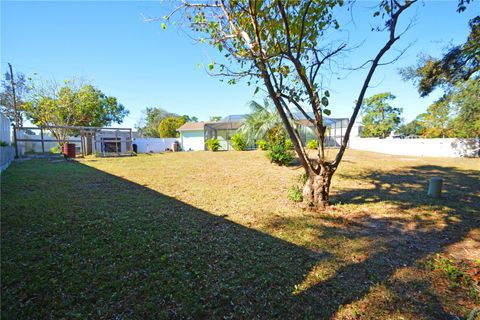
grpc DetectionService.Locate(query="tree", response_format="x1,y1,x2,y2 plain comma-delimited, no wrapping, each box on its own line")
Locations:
401,15,479,139
0,71,29,126
24,79,128,146
136,107,175,137
450,79,480,138
239,100,283,145
396,116,425,136
209,116,222,122
158,116,186,138
163,0,416,209
182,115,199,122
360,92,402,138
400,16,479,97
419,96,453,138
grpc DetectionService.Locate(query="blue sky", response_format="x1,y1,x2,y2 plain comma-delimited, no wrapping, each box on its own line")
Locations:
1,1,478,129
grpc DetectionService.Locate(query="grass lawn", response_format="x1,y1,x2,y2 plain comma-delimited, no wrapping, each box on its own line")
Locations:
1,149,479,319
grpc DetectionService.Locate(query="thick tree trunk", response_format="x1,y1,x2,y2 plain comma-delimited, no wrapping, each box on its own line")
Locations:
302,165,334,209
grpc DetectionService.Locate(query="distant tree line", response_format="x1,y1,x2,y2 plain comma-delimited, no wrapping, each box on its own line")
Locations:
362,16,479,139
135,107,199,138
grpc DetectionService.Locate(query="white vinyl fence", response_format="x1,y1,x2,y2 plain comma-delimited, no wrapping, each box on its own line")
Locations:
349,137,480,158
0,114,14,171
133,138,179,153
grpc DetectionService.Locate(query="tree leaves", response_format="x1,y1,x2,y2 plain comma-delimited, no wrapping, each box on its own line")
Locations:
321,97,329,107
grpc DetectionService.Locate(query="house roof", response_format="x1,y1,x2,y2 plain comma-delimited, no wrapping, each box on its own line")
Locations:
177,122,206,131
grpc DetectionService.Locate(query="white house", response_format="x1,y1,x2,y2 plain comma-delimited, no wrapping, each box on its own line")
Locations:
178,122,207,151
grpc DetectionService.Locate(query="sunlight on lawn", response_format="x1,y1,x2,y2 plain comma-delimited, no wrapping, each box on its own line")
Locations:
2,149,479,319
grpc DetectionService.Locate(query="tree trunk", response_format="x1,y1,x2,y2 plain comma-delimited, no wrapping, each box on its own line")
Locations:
302,165,334,209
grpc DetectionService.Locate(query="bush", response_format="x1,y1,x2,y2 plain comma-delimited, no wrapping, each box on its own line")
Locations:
287,173,307,203
231,133,247,151
206,138,220,151
158,116,186,138
50,146,60,154
256,139,268,150
285,139,294,150
267,140,294,166
0,141,9,147
287,184,303,202
307,139,318,150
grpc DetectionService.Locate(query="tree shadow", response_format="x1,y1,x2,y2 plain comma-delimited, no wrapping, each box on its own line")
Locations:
1,161,478,319
332,165,479,210
295,164,480,318
2,160,331,319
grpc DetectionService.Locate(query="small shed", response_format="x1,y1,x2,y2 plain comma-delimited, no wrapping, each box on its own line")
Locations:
177,122,206,151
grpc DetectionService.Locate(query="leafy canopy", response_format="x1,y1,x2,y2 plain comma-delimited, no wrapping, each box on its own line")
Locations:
158,116,187,138
401,16,479,97
360,92,403,138
137,108,198,137
25,79,128,127
450,78,480,138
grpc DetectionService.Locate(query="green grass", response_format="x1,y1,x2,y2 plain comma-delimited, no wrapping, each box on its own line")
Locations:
1,150,479,319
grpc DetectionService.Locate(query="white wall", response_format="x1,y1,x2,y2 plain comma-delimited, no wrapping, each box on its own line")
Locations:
1,114,10,144
0,114,14,171
180,130,205,151
133,138,179,153
349,137,480,157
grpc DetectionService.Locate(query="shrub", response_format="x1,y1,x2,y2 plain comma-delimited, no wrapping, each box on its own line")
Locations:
206,138,220,151
256,139,268,150
285,139,294,150
157,116,186,138
50,146,60,154
307,139,318,150
287,173,307,203
287,184,303,202
0,141,9,147
267,140,294,166
231,133,247,151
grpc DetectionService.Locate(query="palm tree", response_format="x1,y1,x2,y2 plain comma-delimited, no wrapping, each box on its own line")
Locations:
238,100,283,145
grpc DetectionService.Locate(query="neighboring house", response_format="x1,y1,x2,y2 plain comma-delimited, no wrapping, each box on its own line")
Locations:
178,122,207,151
178,113,352,151
178,115,247,151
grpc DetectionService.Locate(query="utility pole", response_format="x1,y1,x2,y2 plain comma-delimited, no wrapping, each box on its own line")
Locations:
8,63,19,158
7,63,19,127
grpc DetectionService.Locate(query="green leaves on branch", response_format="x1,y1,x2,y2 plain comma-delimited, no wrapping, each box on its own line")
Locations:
321,97,329,107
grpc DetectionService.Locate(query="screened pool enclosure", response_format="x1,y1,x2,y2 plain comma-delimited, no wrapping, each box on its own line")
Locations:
199,114,349,150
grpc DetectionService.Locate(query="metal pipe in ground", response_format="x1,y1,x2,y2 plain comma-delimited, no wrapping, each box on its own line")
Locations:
427,177,443,198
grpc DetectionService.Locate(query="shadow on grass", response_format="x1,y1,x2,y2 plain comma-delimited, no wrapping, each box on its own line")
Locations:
333,165,480,210
300,165,480,318
1,160,478,319
1,160,329,319
262,164,479,318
